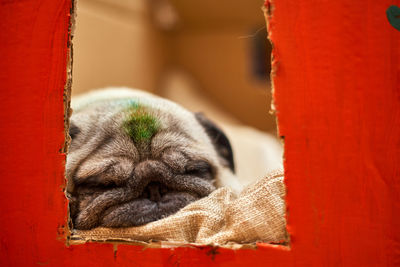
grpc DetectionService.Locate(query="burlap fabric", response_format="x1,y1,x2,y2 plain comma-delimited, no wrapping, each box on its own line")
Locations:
72,170,286,246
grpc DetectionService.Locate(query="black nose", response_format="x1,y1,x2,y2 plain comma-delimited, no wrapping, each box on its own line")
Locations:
143,182,169,202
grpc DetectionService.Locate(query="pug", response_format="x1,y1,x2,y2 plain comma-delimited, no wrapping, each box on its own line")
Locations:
66,88,242,230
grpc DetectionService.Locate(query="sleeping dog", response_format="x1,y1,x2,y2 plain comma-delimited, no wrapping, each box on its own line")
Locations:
66,88,242,230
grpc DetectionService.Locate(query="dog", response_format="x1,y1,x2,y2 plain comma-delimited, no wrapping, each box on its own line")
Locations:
66,88,242,230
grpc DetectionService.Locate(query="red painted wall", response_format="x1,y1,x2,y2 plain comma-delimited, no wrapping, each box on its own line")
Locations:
0,0,398,266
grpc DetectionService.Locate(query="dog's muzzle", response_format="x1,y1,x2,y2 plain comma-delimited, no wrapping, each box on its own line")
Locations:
71,160,216,230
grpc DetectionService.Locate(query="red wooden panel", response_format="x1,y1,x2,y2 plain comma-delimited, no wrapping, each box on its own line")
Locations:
0,0,398,266
0,0,72,265
268,0,400,265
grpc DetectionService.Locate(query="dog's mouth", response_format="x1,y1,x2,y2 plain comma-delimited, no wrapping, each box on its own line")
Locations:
71,179,212,230
99,182,199,228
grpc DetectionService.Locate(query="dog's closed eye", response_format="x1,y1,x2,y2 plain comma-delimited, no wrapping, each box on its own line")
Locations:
77,175,121,189
185,160,213,180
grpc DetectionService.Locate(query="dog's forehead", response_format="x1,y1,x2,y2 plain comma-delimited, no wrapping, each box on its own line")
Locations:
72,89,196,128
71,91,216,157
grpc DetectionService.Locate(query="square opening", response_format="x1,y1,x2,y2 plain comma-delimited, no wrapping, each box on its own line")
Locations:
65,0,288,249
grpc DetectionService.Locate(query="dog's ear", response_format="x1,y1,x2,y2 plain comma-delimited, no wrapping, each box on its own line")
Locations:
195,113,235,173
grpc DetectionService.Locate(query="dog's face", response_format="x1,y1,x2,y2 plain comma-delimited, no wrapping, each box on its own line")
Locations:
66,89,237,230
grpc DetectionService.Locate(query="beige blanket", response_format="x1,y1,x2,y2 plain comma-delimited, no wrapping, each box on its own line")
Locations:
72,170,286,246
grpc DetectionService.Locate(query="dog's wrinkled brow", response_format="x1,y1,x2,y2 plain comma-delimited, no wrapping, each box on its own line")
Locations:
150,131,194,157
150,131,215,176
161,149,188,173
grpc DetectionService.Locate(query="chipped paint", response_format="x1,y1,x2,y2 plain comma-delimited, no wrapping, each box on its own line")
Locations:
205,247,220,260
386,5,400,31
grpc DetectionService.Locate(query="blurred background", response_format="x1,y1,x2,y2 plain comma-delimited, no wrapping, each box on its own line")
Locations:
72,0,275,133
72,0,282,183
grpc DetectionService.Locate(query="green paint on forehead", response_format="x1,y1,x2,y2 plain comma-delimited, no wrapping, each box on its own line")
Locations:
122,103,160,144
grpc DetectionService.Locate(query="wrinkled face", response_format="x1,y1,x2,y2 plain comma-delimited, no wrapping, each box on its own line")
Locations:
66,94,233,230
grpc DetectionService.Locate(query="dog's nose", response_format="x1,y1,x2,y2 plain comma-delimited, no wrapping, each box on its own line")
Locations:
144,182,168,202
